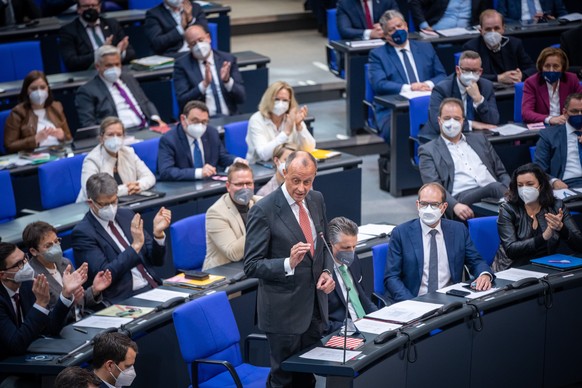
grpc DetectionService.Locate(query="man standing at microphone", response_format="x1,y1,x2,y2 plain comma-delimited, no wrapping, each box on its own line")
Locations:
244,150,335,388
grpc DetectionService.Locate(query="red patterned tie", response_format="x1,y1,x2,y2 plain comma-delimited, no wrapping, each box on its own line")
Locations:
362,0,374,29
297,201,314,256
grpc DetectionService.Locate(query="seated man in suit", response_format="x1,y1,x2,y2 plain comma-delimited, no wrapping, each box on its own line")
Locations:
497,0,567,23
59,0,136,72
336,0,399,40
174,24,245,116
560,24,582,77
144,0,208,57
421,50,500,142
463,10,536,85
408,0,488,32
55,366,101,388
0,242,83,357
203,162,261,270
419,98,510,221
72,173,172,304
368,10,446,142
158,100,242,181
326,217,377,334
534,93,582,189
92,332,138,387
75,45,164,129
0,0,39,27
384,182,493,302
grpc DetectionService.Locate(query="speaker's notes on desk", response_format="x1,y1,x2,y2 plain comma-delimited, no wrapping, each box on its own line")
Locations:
73,315,133,329
495,268,548,281
354,318,401,334
133,288,190,302
366,300,443,324
299,347,362,363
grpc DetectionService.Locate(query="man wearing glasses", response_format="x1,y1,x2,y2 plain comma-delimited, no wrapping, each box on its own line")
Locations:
0,242,85,357
384,182,494,303
72,173,172,304
418,98,510,221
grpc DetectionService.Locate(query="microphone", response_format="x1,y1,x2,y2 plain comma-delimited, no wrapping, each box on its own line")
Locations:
319,232,334,260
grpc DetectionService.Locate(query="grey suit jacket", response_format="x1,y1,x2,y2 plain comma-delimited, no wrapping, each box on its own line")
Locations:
418,133,510,209
75,72,159,128
243,187,332,335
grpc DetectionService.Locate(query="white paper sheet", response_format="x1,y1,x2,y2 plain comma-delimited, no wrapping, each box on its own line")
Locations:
365,300,443,324
494,268,548,281
436,27,479,37
553,188,582,200
133,289,191,302
399,90,432,100
354,318,401,334
437,283,500,299
357,224,395,242
73,316,133,329
348,39,385,48
299,347,361,363
489,124,529,136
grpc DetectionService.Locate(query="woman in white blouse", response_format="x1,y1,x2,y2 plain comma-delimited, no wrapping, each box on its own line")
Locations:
77,116,156,202
245,80,316,163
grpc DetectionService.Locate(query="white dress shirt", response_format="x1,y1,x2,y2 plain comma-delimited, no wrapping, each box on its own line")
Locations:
362,0,374,40
431,0,471,30
418,220,451,296
521,0,542,20
32,108,59,147
546,81,562,121
396,41,435,93
185,129,206,179
562,122,582,182
163,2,189,52
455,77,484,130
196,52,233,116
99,75,146,128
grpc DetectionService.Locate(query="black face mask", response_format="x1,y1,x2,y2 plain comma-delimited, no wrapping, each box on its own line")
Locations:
82,8,99,23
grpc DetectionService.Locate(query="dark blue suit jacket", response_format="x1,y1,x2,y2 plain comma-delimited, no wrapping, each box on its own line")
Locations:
0,281,71,357
336,0,399,40
157,123,235,181
497,0,567,22
327,254,377,334
420,74,499,142
144,1,208,57
384,218,492,302
534,124,569,180
368,41,446,140
71,208,166,304
173,50,246,114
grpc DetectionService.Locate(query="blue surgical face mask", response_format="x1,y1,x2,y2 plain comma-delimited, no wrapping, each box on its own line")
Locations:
568,115,582,130
391,29,408,45
543,71,561,84
335,250,355,266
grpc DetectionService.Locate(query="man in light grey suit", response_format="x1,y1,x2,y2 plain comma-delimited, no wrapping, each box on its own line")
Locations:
418,98,510,221
244,150,335,388
75,45,164,129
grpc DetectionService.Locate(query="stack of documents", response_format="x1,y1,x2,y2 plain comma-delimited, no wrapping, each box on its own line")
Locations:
131,55,175,71
310,149,341,161
163,273,226,290
365,300,443,324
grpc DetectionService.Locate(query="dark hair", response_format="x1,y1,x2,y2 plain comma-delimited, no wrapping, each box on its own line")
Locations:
438,97,465,118
183,100,209,116
22,221,57,251
55,366,101,388
227,161,253,181
565,93,582,110
285,150,317,172
507,163,555,208
536,47,569,73
92,332,138,369
418,182,447,202
18,70,54,108
0,242,18,270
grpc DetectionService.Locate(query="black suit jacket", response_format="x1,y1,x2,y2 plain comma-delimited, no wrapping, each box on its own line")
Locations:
0,0,40,26
244,188,333,335
59,16,136,72
336,0,400,39
71,208,166,304
0,281,71,357
144,1,208,57
408,0,488,30
326,255,377,334
462,36,536,83
173,50,246,114
75,72,159,128
561,25,582,73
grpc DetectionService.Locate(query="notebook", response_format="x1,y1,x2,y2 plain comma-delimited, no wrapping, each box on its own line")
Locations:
530,254,582,271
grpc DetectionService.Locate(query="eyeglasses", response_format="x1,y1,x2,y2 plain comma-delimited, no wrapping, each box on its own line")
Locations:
418,201,442,210
41,237,62,251
459,66,481,74
229,181,254,188
92,197,118,208
3,255,29,271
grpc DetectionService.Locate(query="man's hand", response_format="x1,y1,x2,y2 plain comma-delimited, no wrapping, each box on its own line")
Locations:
73,286,84,304
465,82,483,103
183,0,193,21
104,35,114,45
130,213,145,253
473,274,492,291
497,70,521,84
453,203,475,221
220,61,231,83
370,24,383,39
92,269,112,295
126,182,141,195
552,179,568,189
317,271,335,294
233,157,248,165
117,36,129,53
549,115,567,125
62,264,88,300
32,274,50,308
203,62,212,88
153,207,172,238
411,82,432,91
289,242,311,269
201,163,217,177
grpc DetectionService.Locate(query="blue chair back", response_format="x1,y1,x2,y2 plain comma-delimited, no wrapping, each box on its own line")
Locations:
514,82,524,123
131,137,160,174
326,9,344,78
171,78,180,121
128,0,160,8
0,170,16,223
170,213,206,271
550,43,560,48
454,52,461,66
173,291,243,384
208,22,218,50
0,109,10,155
224,121,248,158
530,146,536,162
409,95,431,165
371,243,389,298
63,248,76,269
407,10,416,33
363,63,378,132
0,41,43,83
467,216,499,266
38,154,86,210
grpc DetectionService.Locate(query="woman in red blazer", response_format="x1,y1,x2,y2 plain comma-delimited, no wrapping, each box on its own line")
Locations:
522,47,582,125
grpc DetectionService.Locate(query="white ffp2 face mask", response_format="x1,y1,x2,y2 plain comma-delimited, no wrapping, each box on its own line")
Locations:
518,186,539,204
272,100,289,116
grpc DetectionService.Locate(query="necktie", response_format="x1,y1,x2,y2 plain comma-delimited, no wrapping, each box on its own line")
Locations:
466,94,475,121
107,221,158,289
427,229,439,293
296,201,314,256
90,26,104,47
113,82,146,128
574,131,582,167
193,139,203,168
401,49,418,84
338,265,366,318
12,293,22,326
526,0,538,19
204,61,223,116
362,0,374,29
